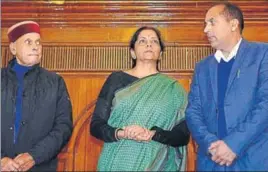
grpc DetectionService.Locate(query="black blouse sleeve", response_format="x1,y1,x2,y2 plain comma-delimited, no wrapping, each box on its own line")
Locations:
151,120,190,147
90,73,119,142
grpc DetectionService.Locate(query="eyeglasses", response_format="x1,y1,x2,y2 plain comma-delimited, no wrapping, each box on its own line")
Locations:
136,38,160,46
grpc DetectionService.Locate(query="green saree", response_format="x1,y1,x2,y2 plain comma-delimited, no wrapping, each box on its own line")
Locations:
97,73,187,171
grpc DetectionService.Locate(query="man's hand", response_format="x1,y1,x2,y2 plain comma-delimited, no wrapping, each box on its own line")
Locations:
1,157,20,171
14,153,35,171
209,140,236,166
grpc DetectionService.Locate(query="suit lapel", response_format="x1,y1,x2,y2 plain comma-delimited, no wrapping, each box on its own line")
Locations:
225,39,248,96
209,57,218,105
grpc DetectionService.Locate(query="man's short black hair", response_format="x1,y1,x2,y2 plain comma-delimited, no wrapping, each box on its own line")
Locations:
213,2,244,33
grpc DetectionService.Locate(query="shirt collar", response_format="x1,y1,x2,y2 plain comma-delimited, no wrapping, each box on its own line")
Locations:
214,38,242,63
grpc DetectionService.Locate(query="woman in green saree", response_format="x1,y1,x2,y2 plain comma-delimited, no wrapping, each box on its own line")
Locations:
90,26,190,171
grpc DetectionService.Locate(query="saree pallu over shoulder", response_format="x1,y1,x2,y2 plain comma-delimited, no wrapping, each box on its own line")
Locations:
98,73,187,171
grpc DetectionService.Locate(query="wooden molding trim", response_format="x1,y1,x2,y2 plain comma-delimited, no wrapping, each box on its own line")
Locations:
2,1,268,27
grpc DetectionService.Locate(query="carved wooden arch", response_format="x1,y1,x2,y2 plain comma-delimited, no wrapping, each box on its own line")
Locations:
57,100,102,171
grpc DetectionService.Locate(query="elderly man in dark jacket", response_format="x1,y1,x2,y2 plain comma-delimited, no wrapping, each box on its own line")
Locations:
1,21,73,171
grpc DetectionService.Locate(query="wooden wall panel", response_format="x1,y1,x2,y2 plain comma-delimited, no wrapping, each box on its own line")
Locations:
1,44,213,72
1,25,268,44
1,1,268,44
56,74,107,171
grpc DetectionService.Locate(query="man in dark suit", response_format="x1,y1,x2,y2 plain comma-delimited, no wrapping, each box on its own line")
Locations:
1,21,73,171
186,2,268,171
